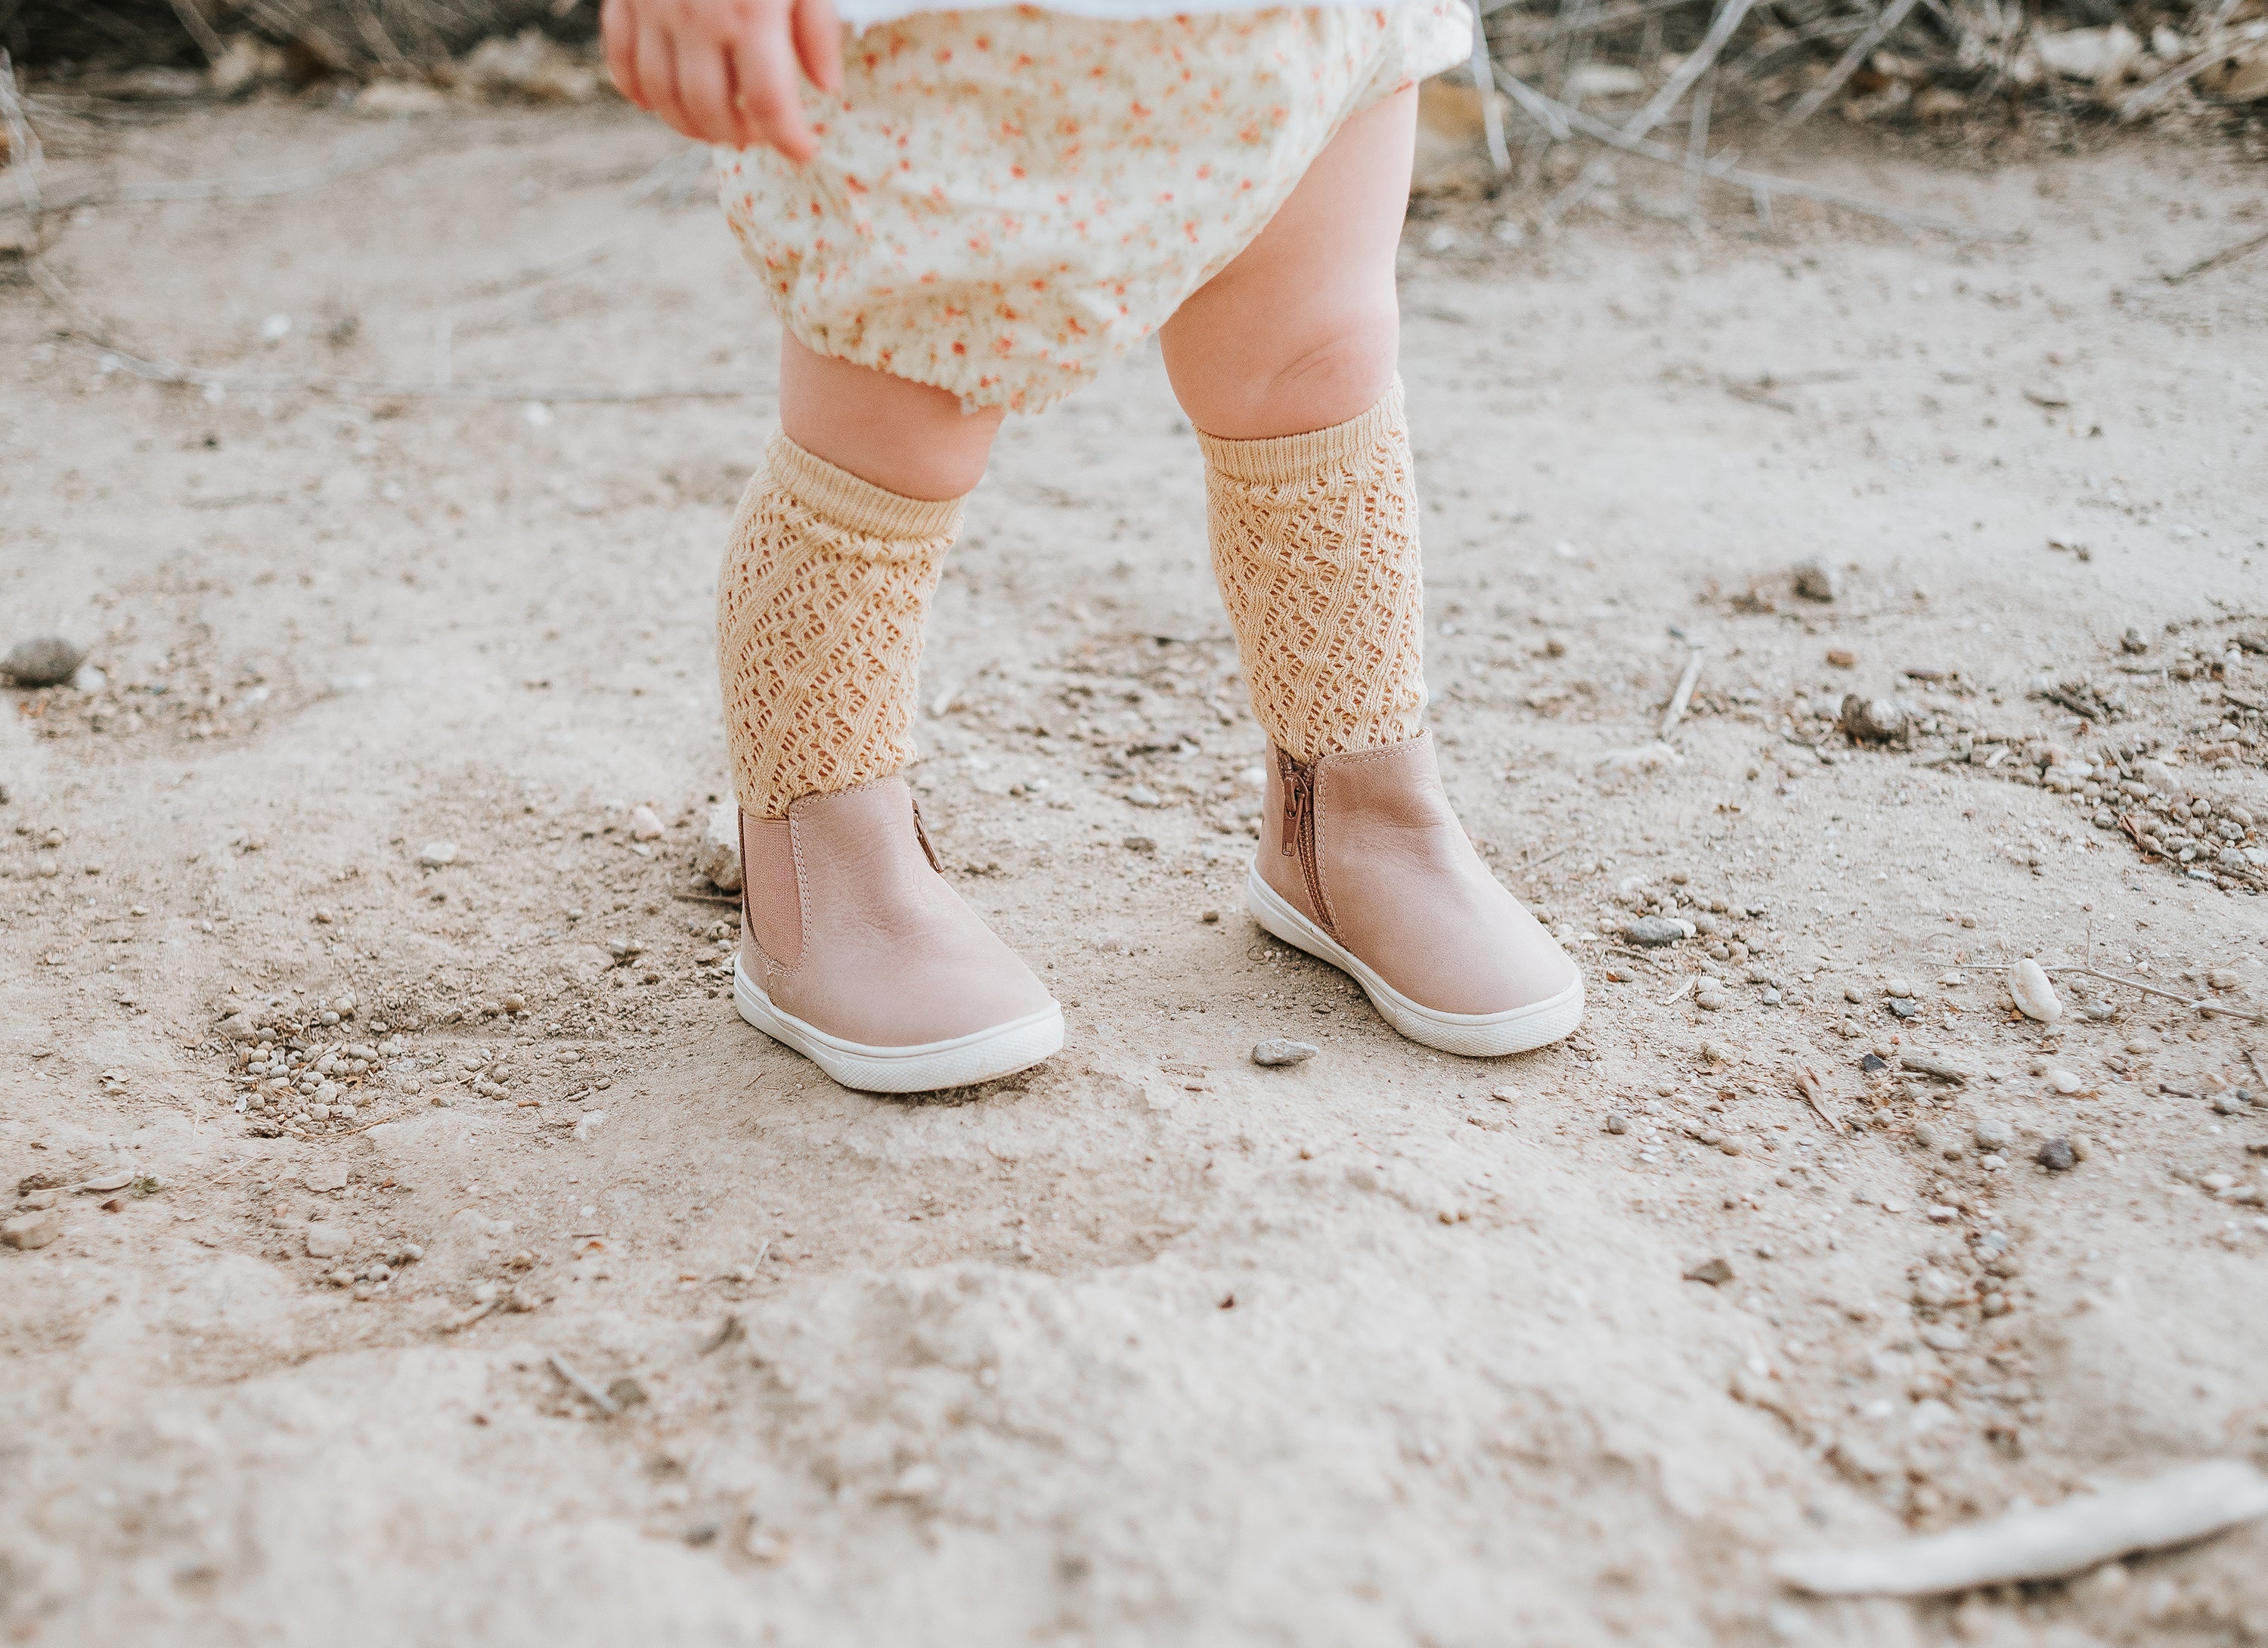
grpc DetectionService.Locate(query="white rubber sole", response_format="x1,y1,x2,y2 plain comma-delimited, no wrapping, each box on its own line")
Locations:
733,958,1064,1093
1246,869,1585,1058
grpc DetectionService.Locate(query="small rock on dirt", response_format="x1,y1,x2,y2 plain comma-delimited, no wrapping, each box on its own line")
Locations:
1792,556,1842,603
418,841,459,869
695,801,742,893
1252,1039,1318,1067
2035,1136,2077,1172
305,1226,352,1259
628,804,665,841
1604,1113,1628,1134
1838,695,1907,742
1974,1118,2014,1151
2010,958,2062,1024
1683,1256,1734,1286
2,636,88,687
1623,915,1690,946
3,1209,62,1250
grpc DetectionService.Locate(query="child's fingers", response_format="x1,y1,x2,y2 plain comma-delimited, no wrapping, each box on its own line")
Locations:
727,33,816,162
600,0,643,105
671,40,739,146
635,23,689,137
791,0,843,95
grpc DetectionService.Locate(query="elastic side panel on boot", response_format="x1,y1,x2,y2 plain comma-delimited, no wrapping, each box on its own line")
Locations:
1198,379,1426,767
739,813,803,968
717,432,966,821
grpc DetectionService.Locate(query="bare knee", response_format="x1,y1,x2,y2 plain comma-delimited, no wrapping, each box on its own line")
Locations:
1164,301,1399,441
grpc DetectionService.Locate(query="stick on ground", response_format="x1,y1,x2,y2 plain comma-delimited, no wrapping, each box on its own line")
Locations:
1774,1460,2268,1596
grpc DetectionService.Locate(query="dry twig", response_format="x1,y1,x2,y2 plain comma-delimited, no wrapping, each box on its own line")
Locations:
1660,644,1709,739
1792,1064,1845,1131
0,134,407,221
1768,0,1925,138
1496,75,2014,240
547,1352,621,1416
1546,0,1757,221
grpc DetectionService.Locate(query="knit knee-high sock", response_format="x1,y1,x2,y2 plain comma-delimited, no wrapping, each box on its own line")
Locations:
1198,378,1426,766
717,432,965,819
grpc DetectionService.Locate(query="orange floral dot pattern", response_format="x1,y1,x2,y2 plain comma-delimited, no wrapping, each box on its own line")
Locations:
717,1,1469,414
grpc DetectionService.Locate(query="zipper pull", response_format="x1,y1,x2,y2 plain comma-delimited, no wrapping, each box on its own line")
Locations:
910,798,944,874
1276,746,1311,860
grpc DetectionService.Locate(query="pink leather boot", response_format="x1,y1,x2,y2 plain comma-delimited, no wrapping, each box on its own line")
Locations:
1248,733,1582,1056
734,777,1063,1091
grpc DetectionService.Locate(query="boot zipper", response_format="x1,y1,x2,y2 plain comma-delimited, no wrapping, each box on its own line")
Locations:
1275,747,1334,937
910,798,944,874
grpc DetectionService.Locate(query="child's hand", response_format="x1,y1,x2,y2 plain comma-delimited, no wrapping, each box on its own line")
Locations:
603,0,843,160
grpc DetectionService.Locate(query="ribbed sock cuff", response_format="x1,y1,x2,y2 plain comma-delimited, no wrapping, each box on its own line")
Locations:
767,430,968,541
1193,376,1405,487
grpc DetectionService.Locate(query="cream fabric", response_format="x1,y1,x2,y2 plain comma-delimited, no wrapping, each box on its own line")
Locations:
717,2,1470,413
717,433,963,819
1201,379,1427,765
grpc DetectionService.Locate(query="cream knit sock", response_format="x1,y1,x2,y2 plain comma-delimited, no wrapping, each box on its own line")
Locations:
717,432,965,819
1198,378,1426,766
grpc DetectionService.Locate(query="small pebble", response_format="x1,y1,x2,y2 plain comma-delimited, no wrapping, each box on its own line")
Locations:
2009,958,2062,1024
1791,556,1842,602
1200,909,1219,924
1251,1039,1317,1067
695,801,743,892
1696,988,1727,1011
2,1209,63,1249
418,841,458,869
1604,1113,1628,1134
1860,1053,1888,1073
1126,785,1163,807
1683,1256,1734,1286
627,804,665,841
1974,1118,2013,1151
1122,835,1157,854
1888,997,1919,1019
1838,694,1904,740
2,636,88,688
2046,1067,2083,1095
1623,915,1691,947
2034,1136,2077,1172
1825,648,1857,670
2207,969,2239,991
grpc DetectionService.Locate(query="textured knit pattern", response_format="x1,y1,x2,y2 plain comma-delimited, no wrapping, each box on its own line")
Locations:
717,433,963,819
715,0,1470,414
1201,379,1425,766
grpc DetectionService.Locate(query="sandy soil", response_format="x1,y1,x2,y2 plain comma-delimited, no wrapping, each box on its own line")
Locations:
3,94,2267,1647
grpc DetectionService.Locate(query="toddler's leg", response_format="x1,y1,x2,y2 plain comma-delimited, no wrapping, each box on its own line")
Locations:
1160,92,1583,1058
714,336,1061,1092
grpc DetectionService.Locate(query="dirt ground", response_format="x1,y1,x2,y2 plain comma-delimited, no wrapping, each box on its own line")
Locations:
3,92,2267,1647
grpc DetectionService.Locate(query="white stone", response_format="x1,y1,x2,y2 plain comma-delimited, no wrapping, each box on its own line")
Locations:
305,1226,352,1259
418,841,458,868
696,801,743,893
2009,959,2062,1024
628,804,665,841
